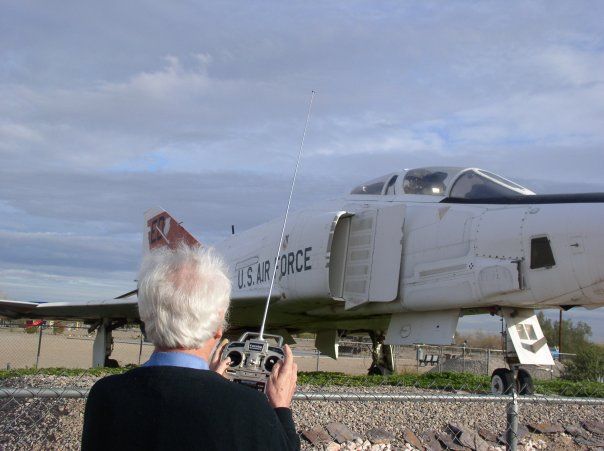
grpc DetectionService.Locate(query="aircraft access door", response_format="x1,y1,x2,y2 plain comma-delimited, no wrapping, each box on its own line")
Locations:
329,204,406,309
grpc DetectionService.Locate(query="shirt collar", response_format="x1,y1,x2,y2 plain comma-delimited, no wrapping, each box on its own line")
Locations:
143,351,209,370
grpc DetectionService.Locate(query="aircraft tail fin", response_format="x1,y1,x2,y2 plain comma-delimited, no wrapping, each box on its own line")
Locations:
143,208,201,255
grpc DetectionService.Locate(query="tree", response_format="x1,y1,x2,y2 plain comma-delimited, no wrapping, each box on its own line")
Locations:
563,344,604,382
537,311,592,354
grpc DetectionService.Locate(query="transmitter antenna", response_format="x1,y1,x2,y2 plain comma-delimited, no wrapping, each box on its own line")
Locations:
258,91,316,340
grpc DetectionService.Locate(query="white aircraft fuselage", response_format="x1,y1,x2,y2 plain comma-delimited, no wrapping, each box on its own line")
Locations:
2,166,603,370
208,167,604,341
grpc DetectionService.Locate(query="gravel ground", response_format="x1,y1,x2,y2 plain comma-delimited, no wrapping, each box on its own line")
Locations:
1,375,603,450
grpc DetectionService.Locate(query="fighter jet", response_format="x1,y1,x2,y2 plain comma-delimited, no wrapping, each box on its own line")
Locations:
2,166,603,394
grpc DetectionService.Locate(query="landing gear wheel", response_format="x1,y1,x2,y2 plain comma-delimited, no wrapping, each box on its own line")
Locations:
104,358,119,368
491,368,514,394
516,368,534,395
368,364,392,376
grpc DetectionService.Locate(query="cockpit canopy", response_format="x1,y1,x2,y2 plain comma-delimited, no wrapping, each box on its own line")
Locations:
350,167,534,199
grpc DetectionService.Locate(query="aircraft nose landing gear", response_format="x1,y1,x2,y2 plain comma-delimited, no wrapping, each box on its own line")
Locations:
489,307,551,396
490,367,535,395
490,368,514,394
515,368,534,395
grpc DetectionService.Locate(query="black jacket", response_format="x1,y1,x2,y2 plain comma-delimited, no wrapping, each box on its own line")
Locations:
82,366,300,451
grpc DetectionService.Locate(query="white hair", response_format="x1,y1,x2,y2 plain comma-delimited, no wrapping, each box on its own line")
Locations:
137,244,231,349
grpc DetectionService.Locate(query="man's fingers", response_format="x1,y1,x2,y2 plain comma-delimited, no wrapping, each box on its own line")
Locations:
271,360,283,378
214,357,231,376
210,338,229,366
282,344,294,370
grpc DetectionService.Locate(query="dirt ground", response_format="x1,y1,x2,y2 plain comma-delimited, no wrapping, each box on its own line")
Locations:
0,328,382,374
0,328,511,376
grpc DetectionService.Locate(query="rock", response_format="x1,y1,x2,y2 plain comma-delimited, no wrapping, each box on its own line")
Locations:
436,431,465,450
370,445,383,451
361,440,372,450
534,438,547,450
581,420,604,435
574,436,604,447
527,422,565,434
325,441,341,451
477,427,499,443
419,430,442,451
564,424,588,438
302,426,332,445
366,428,395,444
326,422,361,444
447,423,490,451
401,428,422,449
498,424,529,445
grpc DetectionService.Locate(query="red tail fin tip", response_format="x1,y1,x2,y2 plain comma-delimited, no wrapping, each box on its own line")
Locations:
144,208,200,253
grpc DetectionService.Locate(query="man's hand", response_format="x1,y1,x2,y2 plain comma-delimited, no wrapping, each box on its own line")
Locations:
209,338,231,376
266,344,298,409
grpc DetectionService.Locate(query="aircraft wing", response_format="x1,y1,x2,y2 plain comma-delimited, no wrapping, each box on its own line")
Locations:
0,298,139,321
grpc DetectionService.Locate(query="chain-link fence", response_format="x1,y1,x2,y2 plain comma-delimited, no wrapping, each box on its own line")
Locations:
1,369,603,450
0,322,153,370
292,338,574,380
0,323,576,377
1,322,603,450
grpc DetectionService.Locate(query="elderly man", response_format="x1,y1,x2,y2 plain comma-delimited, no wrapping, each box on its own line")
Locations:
82,245,300,450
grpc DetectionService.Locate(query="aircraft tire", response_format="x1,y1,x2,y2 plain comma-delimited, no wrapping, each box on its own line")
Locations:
104,358,120,368
367,364,392,376
491,368,514,394
368,365,381,375
516,368,535,395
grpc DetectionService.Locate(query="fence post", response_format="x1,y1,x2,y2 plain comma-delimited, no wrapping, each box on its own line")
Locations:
438,346,443,373
486,349,491,376
35,325,44,369
316,350,320,372
506,391,519,451
462,344,466,372
138,333,144,365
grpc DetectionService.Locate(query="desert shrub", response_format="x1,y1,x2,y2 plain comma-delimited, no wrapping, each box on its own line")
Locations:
538,311,592,354
563,344,604,382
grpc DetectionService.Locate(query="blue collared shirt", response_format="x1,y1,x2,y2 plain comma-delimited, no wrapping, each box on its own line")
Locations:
143,351,209,370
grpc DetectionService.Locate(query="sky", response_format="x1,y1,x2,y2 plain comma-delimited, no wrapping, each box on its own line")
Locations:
1,1,603,340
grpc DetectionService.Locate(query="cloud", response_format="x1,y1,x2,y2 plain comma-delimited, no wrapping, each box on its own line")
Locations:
1,0,604,337
0,122,43,149
0,230,137,273
0,267,135,303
